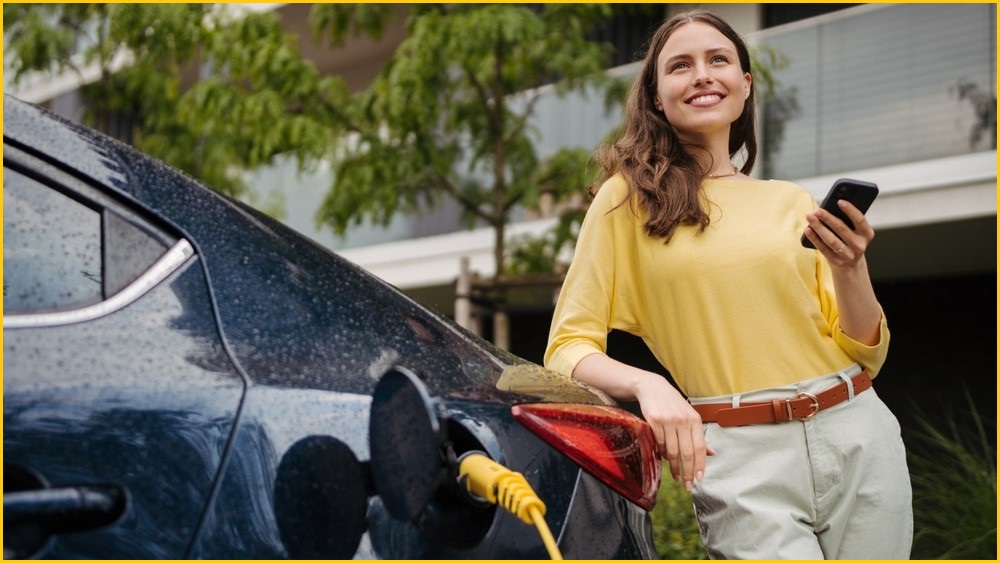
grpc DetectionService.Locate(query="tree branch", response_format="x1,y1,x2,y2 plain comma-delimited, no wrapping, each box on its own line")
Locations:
432,176,493,223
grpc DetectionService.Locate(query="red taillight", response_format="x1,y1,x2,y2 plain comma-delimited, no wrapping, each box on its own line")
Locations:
511,403,662,510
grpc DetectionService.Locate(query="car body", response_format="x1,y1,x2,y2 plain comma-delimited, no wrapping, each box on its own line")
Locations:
2,93,660,559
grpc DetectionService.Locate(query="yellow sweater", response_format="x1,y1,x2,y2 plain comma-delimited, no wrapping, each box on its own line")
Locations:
544,174,889,398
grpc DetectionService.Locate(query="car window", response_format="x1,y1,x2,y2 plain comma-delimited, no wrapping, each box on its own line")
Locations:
3,165,169,316
3,167,103,313
103,209,169,296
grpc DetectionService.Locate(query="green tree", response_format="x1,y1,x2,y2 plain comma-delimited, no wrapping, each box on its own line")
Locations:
3,3,341,196
311,4,623,279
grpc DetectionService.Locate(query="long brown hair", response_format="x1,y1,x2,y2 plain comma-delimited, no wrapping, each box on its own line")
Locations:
591,11,757,241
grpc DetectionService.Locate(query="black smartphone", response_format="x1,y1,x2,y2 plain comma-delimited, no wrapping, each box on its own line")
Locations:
801,178,879,249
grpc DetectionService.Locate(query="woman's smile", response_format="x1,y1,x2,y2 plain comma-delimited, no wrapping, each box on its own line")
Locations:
686,91,725,106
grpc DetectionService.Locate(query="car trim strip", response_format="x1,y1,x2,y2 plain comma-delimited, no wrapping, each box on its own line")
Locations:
4,239,196,329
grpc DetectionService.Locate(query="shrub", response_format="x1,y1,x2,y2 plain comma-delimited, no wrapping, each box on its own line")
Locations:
650,473,707,560
906,393,997,559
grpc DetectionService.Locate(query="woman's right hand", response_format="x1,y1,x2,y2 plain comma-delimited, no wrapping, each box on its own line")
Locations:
634,375,714,491
572,353,713,491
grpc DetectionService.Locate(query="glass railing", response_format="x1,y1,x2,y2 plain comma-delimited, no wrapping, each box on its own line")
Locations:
753,3,996,180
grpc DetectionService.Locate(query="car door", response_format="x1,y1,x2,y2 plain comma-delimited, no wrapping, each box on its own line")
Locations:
3,146,245,559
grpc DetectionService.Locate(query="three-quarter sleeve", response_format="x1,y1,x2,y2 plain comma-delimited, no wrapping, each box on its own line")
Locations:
815,251,891,375
545,177,632,377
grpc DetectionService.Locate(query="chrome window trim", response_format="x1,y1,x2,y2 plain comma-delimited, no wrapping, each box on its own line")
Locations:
3,239,195,329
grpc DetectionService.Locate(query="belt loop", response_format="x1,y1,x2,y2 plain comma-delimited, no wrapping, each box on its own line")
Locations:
837,372,856,401
731,394,741,408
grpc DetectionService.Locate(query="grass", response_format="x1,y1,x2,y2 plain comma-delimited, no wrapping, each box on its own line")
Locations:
906,392,997,559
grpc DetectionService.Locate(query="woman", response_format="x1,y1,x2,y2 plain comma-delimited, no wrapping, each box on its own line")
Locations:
544,11,912,560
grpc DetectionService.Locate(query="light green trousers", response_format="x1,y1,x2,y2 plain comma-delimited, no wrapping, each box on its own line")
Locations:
689,365,913,560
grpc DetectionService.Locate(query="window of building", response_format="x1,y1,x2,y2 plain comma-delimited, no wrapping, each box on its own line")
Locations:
762,4,859,29
593,6,664,67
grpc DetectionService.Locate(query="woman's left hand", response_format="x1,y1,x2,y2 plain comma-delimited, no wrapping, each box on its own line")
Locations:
802,199,874,267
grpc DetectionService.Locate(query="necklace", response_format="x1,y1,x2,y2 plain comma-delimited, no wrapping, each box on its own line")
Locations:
705,164,738,179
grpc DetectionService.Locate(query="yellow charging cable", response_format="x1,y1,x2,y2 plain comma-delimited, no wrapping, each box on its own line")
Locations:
458,452,563,560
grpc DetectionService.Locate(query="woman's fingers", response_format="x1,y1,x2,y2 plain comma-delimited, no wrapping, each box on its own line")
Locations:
662,426,681,482
804,200,874,260
635,378,712,488
655,410,707,490
680,419,710,491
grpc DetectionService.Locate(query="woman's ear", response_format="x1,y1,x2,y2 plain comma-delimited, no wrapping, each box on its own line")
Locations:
744,72,752,100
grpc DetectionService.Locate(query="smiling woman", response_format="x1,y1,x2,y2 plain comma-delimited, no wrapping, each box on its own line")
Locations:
544,10,913,560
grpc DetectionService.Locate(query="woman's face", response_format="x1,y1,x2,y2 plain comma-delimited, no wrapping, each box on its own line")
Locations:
653,21,751,144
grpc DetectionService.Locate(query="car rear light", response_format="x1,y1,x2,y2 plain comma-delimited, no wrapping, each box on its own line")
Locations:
511,403,661,510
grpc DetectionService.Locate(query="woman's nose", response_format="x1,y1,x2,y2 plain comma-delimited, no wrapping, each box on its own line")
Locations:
692,65,713,86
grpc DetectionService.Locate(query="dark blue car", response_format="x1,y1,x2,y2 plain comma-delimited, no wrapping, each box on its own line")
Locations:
2,93,661,559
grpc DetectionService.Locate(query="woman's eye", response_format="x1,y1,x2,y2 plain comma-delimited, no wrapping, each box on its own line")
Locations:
670,62,690,72
711,55,729,64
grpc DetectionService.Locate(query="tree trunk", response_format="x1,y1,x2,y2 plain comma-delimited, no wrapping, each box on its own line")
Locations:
455,256,480,336
490,33,511,350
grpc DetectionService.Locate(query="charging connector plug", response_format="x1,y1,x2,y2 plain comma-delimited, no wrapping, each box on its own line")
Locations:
458,452,562,560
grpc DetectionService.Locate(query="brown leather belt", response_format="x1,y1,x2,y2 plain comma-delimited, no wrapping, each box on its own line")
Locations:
693,370,872,427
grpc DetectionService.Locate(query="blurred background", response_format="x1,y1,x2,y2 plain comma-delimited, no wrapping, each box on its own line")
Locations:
5,3,995,558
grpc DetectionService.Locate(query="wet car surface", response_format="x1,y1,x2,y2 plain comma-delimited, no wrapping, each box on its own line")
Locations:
2,93,660,559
